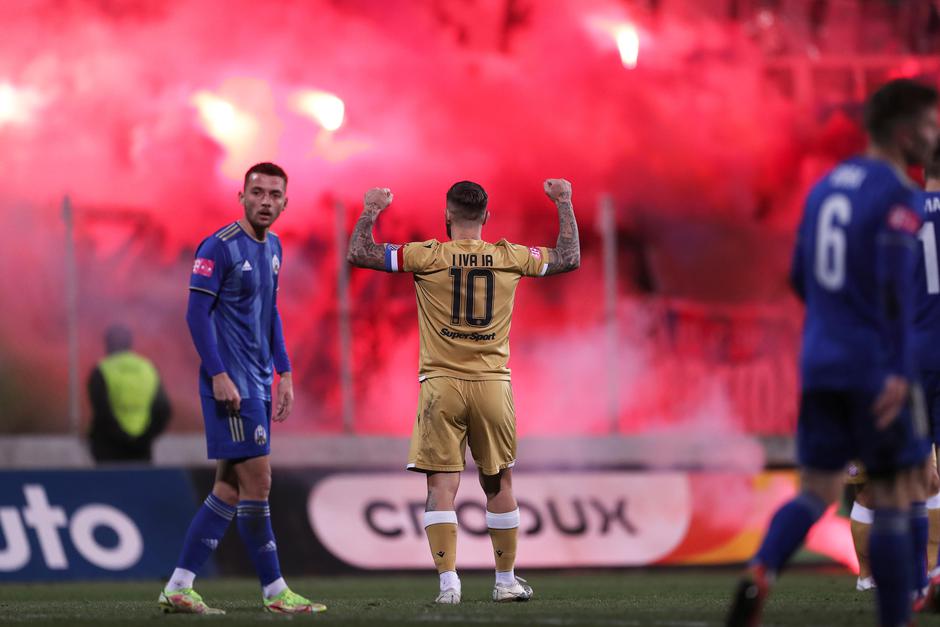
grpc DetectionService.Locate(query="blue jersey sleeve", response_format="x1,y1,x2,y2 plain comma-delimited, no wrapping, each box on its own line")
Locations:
271,241,291,374
186,289,226,377
877,193,922,379
189,236,228,296
272,309,291,374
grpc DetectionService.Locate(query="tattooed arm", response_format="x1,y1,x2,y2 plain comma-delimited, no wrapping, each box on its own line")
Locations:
347,187,393,270
543,178,581,275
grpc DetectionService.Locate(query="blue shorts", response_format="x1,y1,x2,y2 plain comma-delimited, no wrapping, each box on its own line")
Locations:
920,370,940,445
201,397,272,460
797,385,929,477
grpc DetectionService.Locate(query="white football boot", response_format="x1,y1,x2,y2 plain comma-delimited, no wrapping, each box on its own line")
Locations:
493,576,533,602
435,588,461,604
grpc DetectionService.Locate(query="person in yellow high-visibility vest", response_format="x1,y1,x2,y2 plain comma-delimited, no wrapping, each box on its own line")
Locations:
87,324,171,462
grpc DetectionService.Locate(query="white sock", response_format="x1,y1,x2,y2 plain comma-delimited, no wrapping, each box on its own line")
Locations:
928,492,940,509
495,569,515,586
439,570,460,592
165,568,196,592
850,502,874,524
263,577,288,599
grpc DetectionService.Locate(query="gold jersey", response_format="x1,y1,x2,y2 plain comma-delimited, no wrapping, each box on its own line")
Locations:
388,238,550,381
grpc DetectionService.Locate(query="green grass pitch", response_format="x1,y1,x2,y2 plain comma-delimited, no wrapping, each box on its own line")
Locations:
2,570,939,626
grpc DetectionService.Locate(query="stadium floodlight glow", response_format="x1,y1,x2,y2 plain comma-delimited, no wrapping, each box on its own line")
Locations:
292,90,345,132
0,82,39,126
615,24,640,70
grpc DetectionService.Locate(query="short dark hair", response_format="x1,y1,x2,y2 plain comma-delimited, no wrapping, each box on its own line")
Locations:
864,78,938,146
244,162,288,189
927,143,940,181
446,181,488,221
105,324,133,354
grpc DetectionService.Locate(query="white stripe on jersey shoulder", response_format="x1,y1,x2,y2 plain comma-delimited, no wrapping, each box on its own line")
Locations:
225,223,253,241
215,223,240,240
190,286,218,297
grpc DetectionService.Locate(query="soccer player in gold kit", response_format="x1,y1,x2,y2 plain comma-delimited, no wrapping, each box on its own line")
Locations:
347,179,580,604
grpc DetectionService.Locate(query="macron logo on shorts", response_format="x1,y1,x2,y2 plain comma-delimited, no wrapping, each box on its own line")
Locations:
529,246,541,259
193,258,214,277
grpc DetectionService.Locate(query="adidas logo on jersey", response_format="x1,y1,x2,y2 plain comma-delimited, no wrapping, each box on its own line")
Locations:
242,260,253,271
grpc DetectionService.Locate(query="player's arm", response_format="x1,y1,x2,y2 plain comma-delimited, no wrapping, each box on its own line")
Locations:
271,292,293,422
347,188,395,271
187,240,241,410
186,290,240,410
542,178,581,275
872,201,921,428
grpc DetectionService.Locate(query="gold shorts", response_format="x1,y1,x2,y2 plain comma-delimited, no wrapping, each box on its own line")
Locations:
407,377,517,476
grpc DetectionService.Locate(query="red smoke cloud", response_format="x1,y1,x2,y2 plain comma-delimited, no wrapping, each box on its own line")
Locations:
0,0,873,437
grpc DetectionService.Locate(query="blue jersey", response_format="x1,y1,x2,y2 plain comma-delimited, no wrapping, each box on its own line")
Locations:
791,156,921,392
914,192,940,372
189,222,283,401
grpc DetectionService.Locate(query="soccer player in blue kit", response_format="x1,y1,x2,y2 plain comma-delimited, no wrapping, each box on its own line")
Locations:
158,163,325,615
916,145,940,609
727,79,939,627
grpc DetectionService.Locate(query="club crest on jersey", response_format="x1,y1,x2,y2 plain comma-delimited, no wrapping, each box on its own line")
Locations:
254,425,267,446
887,205,921,234
193,258,214,277
529,246,542,259
272,255,281,275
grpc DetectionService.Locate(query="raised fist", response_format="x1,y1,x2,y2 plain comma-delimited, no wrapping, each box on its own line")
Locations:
364,187,393,211
543,179,571,202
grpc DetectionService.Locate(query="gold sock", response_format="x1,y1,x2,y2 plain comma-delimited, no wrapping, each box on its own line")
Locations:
930,507,940,572
425,522,458,573
851,518,872,579
488,527,518,572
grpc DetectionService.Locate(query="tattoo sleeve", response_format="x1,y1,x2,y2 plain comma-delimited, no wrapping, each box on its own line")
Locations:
546,199,581,275
346,205,387,270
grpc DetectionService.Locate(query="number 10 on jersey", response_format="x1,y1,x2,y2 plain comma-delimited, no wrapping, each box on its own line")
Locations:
449,268,494,326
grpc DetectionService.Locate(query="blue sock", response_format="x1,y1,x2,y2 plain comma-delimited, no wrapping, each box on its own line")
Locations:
236,500,282,588
911,501,929,594
871,508,912,627
754,492,827,573
176,493,235,574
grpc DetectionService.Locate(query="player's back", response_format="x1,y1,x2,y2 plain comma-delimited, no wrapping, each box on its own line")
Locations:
795,156,919,391
390,238,549,380
914,191,940,372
